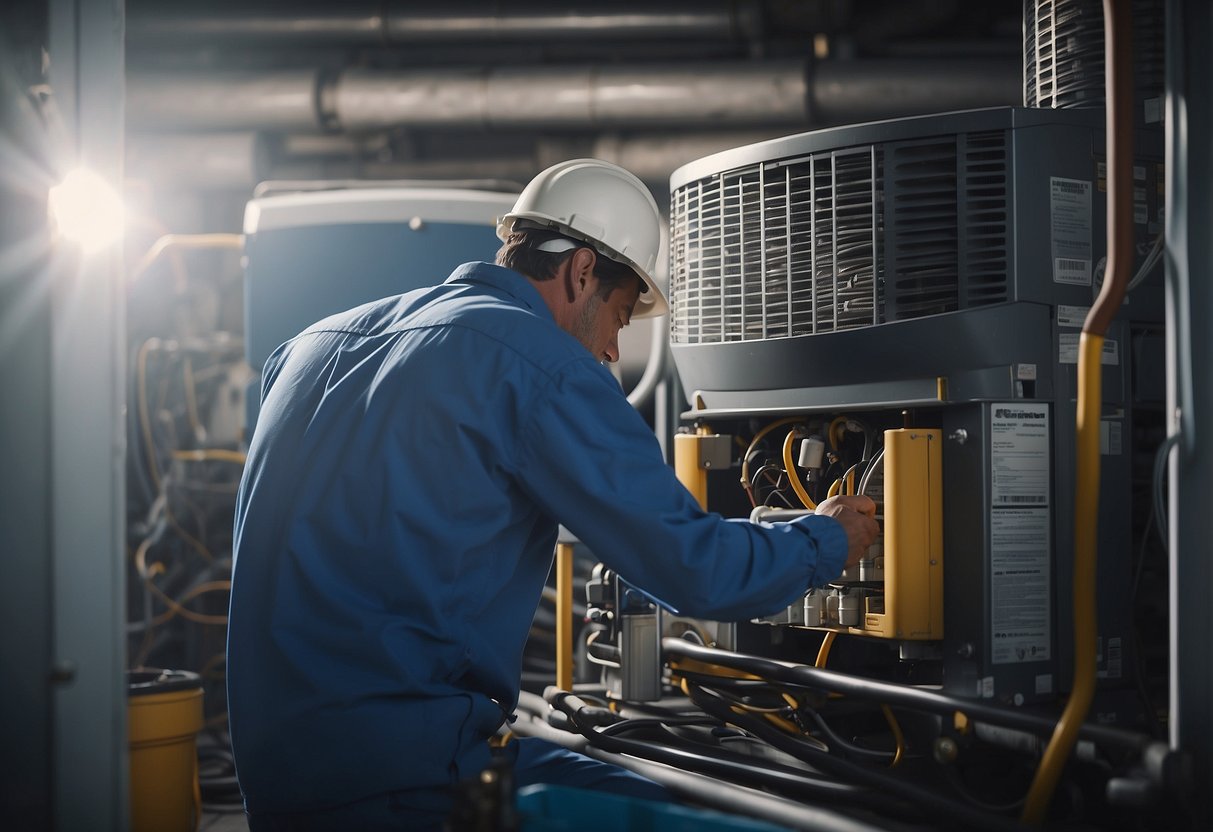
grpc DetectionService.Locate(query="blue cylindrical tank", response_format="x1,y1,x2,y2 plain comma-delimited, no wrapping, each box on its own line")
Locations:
241,186,518,430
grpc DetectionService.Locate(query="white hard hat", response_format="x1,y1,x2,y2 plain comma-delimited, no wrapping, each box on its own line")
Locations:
497,158,667,319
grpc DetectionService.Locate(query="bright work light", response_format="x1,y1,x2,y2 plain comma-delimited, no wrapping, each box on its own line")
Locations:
48,167,125,253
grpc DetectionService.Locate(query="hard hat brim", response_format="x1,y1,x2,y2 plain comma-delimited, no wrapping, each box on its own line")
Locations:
498,213,668,320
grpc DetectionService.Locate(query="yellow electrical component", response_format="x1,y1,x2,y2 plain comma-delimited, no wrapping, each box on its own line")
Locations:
674,424,731,510
863,427,944,640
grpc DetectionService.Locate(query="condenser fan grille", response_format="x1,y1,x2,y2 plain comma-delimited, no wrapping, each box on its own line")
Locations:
670,129,1009,346
670,146,881,345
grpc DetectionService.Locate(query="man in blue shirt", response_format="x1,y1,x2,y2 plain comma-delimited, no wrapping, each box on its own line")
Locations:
228,159,879,829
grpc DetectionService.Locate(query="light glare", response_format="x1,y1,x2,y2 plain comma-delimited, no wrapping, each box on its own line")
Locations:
48,167,125,253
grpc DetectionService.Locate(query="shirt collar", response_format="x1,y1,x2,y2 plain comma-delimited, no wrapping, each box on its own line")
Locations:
445,262,554,323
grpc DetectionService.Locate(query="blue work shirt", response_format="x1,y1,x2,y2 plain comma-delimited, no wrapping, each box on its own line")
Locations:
227,261,847,813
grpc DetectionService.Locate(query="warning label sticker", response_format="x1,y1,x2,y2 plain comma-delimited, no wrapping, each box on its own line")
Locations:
1050,177,1093,285
990,405,1050,507
991,508,1052,664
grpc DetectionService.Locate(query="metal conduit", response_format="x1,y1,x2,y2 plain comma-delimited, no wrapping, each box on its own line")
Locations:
126,2,753,44
127,58,1019,133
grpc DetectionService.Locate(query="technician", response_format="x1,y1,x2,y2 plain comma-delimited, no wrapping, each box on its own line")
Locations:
227,158,880,830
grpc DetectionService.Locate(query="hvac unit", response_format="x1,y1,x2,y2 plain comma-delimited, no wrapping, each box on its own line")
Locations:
667,106,1164,707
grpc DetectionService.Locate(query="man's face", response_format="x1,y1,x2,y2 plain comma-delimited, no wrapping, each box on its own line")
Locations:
567,274,641,364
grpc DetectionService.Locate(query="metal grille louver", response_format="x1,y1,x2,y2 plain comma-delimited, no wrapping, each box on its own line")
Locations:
670,147,880,345
961,131,1010,306
1024,0,1164,123
885,139,960,320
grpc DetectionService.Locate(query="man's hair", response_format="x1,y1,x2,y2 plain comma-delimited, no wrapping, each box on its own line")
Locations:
496,226,641,303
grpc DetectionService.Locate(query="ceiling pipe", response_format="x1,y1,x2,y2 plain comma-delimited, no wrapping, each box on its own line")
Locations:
123,129,796,190
810,57,1023,123
126,2,758,45
127,58,1020,133
127,70,319,131
327,61,809,130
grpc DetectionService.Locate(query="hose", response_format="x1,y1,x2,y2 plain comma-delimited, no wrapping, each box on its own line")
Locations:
1021,0,1133,823
782,428,818,509
661,639,1154,756
625,314,668,409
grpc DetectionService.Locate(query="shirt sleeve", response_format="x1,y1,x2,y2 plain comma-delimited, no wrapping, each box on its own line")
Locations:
513,357,848,622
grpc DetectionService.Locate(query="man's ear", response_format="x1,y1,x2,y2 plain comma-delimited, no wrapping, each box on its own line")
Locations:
567,248,597,298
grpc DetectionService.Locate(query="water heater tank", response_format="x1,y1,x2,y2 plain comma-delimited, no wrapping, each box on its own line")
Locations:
241,186,517,427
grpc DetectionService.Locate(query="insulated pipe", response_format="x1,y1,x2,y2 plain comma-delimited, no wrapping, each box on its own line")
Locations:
810,57,1022,123
127,2,753,44
126,71,319,131
126,58,1020,132
328,61,809,130
662,639,1156,755
1021,0,1134,824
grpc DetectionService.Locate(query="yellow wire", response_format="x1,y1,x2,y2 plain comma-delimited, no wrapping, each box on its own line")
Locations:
131,233,244,283
1022,332,1104,823
147,580,230,626
881,705,906,767
824,414,844,448
172,449,247,464
761,712,803,734
827,478,841,498
740,417,802,506
669,658,762,681
815,630,837,668
781,429,818,509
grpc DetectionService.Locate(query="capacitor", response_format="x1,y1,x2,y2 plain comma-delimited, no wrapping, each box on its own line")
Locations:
826,590,841,623
804,591,824,626
798,435,826,469
839,592,861,627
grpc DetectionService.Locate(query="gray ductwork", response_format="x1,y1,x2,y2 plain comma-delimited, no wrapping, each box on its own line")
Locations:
328,61,809,130
811,58,1023,123
126,2,758,44
124,130,794,190
127,70,319,131
127,58,1020,133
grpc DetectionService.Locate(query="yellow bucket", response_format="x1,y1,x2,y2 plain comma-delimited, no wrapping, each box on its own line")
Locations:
128,669,204,832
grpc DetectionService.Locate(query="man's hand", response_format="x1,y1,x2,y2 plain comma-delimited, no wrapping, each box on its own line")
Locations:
814,495,880,569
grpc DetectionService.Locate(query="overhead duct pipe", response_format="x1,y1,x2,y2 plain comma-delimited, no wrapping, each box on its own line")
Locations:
810,57,1023,123
128,58,1021,133
126,2,759,45
326,61,810,130
127,70,319,131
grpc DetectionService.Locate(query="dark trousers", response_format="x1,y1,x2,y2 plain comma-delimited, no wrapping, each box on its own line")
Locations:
246,736,672,831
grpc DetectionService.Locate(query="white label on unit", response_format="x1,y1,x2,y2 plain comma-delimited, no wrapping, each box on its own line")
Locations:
1036,674,1054,695
990,508,1052,665
990,404,1050,507
980,676,996,699
1100,420,1123,455
1050,177,1093,285
1057,304,1090,329
1015,363,1037,381
1058,333,1120,365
